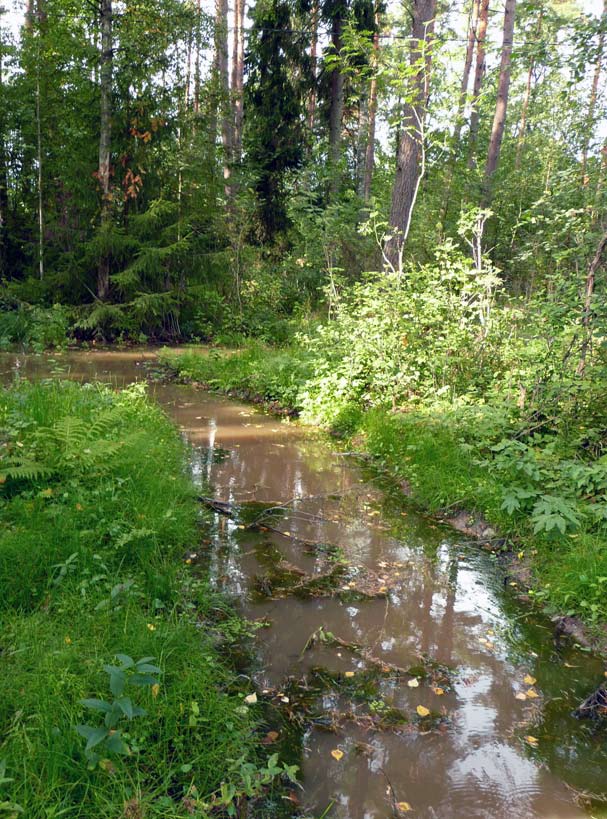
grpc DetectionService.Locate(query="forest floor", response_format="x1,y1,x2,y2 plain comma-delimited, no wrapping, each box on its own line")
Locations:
158,344,607,658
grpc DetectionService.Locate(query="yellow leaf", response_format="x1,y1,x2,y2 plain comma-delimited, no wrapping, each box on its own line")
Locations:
41,488,53,497
432,687,444,696
151,683,160,699
396,803,412,813
147,623,156,631
244,693,257,704
515,692,527,701
331,749,344,761
525,735,539,746
526,689,539,699
523,675,536,685
64,636,72,645
344,671,355,678
407,678,419,688
416,705,430,717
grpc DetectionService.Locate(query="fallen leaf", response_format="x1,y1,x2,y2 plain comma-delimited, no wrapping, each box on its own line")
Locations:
244,693,257,704
151,683,160,699
526,689,539,699
515,692,528,701
407,678,419,688
525,735,539,746
416,705,430,717
432,687,444,696
331,749,344,761
396,803,412,813
344,671,355,678
523,675,536,685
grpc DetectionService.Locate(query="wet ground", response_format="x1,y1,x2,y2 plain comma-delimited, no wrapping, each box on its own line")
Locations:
2,347,607,818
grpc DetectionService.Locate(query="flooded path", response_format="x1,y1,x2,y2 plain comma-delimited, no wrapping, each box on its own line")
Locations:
2,348,607,818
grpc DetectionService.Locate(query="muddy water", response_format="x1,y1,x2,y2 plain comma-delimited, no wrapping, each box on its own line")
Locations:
3,348,607,819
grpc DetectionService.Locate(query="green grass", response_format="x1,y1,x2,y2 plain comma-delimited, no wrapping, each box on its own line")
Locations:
0,379,280,818
361,407,607,624
159,344,313,411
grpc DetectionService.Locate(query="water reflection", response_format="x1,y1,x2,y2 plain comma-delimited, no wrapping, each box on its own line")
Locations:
1,348,605,818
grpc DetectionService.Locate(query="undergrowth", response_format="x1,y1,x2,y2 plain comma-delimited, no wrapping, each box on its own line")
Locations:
0,379,295,818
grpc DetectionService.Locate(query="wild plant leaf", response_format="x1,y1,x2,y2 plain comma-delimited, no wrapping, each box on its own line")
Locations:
76,724,108,751
105,731,129,755
80,698,112,713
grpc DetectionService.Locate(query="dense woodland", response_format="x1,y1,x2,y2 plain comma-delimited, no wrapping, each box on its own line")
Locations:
0,0,604,343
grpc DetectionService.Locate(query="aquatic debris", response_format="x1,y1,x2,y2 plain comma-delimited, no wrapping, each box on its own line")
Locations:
573,684,607,720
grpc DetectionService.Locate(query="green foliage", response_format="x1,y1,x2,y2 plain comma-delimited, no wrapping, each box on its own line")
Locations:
0,377,291,817
0,303,70,351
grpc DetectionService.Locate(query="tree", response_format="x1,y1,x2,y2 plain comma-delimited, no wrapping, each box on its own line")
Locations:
387,0,437,265
467,0,489,169
482,0,517,204
361,4,380,203
231,0,246,165
245,0,309,240
98,0,113,300
581,0,606,185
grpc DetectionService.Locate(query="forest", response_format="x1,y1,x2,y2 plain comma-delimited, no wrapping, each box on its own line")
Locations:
2,0,607,816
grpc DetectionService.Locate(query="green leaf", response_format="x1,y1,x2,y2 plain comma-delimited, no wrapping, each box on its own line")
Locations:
105,731,129,755
80,698,112,713
76,724,108,751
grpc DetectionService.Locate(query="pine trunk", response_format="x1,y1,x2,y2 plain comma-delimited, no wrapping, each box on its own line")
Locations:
387,0,437,266
328,14,344,183
439,0,480,227
467,0,489,169
361,15,380,203
214,0,232,191
308,0,319,132
97,0,112,301
0,44,8,278
482,0,516,204
231,0,245,163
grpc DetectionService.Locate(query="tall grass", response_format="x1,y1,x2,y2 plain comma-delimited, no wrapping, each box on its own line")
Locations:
0,379,265,818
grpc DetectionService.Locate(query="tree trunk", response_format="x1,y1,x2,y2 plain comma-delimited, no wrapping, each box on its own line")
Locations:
214,0,232,192
386,0,437,267
328,14,344,185
581,0,606,185
467,0,489,169
194,0,201,115
97,0,112,301
514,60,533,171
231,0,245,163
482,0,516,204
577,228,607,377
0,42,8,278
439,0,480,227
308,0,319,132
361,13,380,203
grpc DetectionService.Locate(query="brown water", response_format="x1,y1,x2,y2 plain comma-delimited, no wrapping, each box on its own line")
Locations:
3,348,607,819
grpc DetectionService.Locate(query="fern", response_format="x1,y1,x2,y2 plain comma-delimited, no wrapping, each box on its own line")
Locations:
0,456,53,483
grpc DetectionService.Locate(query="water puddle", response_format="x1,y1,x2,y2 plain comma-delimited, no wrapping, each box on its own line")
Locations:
2,348,607,818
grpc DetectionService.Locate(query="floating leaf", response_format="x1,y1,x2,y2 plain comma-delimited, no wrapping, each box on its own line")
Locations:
526,689,539,699
432,687,444,696
331,749,344,761
396,803,412,813
416,705,430,717
407,678,419,688
244,693,257,704
523,675,536,685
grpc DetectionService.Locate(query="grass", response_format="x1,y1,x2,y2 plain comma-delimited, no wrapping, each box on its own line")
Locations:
0,378,286,818
158,344,313,412
160,344,607,632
